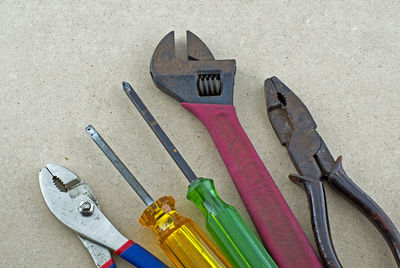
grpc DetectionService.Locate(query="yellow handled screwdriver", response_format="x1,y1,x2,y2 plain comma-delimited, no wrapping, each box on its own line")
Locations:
86,125,231,268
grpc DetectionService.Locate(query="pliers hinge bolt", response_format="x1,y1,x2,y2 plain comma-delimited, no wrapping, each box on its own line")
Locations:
79,201,94,216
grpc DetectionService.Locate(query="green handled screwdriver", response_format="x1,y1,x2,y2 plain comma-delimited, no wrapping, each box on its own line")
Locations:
122,81,277,268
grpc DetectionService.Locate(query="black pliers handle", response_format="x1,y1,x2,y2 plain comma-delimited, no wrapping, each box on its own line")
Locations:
265,77,400,268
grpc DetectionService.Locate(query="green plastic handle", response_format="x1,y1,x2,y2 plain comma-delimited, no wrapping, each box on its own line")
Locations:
187,178,277,268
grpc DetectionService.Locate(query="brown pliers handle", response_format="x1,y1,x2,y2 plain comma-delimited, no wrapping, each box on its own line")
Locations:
292,156,400,268
289,175,342,268
329,156,400,267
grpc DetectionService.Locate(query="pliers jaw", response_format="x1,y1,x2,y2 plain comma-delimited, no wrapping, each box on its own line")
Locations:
39,164,114,267
150,31,236,105
265,77,293,146
39,163,98,218
265,76,317,145
265,77,325,179
39,164,127,252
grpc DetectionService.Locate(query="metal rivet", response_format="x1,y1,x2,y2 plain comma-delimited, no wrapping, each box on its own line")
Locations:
79,201,94,216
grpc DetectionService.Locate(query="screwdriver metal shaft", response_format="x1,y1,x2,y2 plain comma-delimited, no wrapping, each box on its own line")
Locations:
86,125,154,206
122,81,197,183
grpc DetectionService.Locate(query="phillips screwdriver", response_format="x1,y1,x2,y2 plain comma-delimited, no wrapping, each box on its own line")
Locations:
86,125,231,268
122,81,278,268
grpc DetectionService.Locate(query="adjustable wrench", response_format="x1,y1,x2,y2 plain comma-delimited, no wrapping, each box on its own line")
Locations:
149,31,322,267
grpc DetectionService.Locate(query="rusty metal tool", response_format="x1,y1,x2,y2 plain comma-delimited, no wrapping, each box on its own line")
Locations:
149,31,322,268
265,76,400,267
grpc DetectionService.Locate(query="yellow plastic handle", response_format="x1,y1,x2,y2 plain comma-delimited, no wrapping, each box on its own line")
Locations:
139,196,231,268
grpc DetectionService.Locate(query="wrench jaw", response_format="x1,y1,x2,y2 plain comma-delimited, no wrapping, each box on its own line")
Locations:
186,30,215,61
150,31,236,105
150,31,180,68
149,31,191,103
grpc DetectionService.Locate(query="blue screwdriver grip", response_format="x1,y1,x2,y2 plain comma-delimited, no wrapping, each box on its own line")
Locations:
115,240,168,268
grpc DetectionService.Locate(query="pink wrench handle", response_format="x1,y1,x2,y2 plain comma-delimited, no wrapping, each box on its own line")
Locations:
182,102,322,268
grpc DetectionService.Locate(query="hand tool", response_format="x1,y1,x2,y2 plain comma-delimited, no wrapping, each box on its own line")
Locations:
123,81,277,267
39,163,167,268
149,30,322,267
86,125,232,268
265,76,400,267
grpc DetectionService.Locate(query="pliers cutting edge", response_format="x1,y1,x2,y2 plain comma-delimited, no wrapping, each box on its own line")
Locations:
39,163,167,268
265,77,400,267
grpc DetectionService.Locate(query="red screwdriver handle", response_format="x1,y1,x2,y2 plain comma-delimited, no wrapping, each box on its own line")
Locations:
182,102,322,268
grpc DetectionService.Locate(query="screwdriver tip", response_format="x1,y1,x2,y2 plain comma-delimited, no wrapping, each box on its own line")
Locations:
85,125,96,136
122,81,132,92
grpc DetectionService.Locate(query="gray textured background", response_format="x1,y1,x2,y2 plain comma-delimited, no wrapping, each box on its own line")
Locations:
1,1,399,267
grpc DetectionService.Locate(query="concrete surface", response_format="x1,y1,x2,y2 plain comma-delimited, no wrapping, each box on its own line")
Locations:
1,0,399,267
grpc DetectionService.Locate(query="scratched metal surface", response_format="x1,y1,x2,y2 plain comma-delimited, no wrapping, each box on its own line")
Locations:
0,1,399,267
